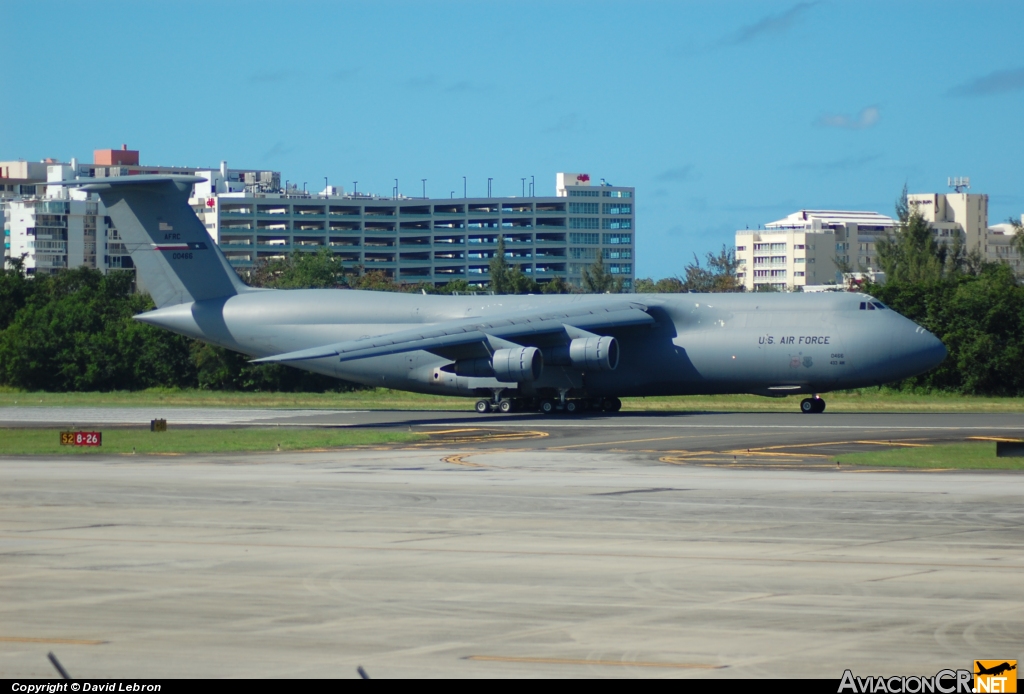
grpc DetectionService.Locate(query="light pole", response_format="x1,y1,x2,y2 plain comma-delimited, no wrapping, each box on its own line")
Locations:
421,179,426,199
324,177,328,196
303,181,307,193
530,175,535,197
394,178,399,198
353,181,358,195
521,178,526,197
450,191,454,198
462,176,466,198
285,179,290,194
487,178,492,197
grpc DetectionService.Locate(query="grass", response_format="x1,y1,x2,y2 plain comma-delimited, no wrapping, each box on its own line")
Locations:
0,427,423,456
1,386,1023,413
837,441,1024,470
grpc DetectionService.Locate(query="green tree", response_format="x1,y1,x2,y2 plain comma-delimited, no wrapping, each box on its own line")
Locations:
0,255,35,331
581,254,623,293
0,268,196,391
435,279,473,295
488,235,512,294
634,277,685,293
488,236,539,294
681,245,743,292
348,268,401,291
540,276,572,294
246,247,346,289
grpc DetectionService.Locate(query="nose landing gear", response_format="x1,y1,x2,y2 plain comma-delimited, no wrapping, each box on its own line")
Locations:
800,396,826,414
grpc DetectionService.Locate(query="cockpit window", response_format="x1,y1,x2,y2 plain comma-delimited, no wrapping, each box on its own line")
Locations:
859,301,887,311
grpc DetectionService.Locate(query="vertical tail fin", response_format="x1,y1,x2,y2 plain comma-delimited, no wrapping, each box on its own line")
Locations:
66,175,249,307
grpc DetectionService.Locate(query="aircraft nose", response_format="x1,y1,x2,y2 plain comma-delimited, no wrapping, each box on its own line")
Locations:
894,322,947,376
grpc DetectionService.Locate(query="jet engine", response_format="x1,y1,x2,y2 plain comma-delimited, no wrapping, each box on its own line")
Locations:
546,336,620,371
451,346,544,382
569,335,619,371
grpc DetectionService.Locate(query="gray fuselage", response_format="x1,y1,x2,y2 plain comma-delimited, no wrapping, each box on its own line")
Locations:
138,289,947,400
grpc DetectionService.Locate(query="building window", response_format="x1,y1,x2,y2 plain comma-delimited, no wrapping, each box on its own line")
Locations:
569,232,599,245
568,202,599,214
609,264,632,274
569,217,599,229
602,204,632,215
794,244,805,250
603,233,632,245
753,256,768,265
603,248,632,259
570,247,597,260
753,243,770,251
602,218,631,230
736,245,746,251
605,191,631,198
754,270,769,277
795,257,805,264
770,243,786,251
568,190,600,197
794,271,805,277
770,269,786,278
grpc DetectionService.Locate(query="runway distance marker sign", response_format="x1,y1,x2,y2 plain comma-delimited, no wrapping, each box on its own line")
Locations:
60,431,102,446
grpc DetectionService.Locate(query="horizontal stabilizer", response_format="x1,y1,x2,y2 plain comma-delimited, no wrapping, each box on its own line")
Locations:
250,344,344,363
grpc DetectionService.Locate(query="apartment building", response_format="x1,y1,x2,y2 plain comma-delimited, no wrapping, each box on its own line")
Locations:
735,210,895,291
4,148,279,276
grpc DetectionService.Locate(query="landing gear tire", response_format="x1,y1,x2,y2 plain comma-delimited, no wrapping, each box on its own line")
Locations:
539,399,555,414
800,397,825,414
498,400,514,414
602,397,622,413
565,400,579,414
475,399,491,414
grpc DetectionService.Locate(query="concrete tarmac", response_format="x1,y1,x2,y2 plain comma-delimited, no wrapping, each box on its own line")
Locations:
2,436,1023,678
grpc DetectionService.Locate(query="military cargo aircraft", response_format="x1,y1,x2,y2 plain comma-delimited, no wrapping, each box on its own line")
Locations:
61,176,946,414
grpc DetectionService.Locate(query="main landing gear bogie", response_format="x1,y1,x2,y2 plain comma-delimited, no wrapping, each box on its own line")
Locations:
475,396,622,415
800,397,826,414
537,397,621,415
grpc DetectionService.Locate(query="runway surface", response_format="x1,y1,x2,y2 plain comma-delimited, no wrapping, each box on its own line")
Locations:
3,406,1023,465
1,408,1023,678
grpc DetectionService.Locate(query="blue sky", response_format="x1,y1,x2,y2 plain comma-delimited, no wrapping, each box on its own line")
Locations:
3,1,1022,279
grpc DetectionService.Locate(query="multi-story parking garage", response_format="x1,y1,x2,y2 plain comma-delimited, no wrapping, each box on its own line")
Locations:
193,172,635,289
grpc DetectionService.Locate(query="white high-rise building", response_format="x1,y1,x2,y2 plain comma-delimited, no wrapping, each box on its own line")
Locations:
735,210,895,291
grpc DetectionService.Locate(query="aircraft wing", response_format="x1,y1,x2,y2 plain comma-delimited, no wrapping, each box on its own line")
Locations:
251,299,654,364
